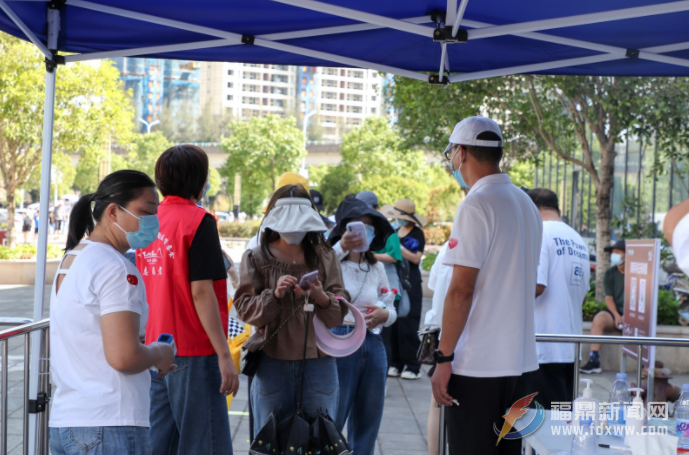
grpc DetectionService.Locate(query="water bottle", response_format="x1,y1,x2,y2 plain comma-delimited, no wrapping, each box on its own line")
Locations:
608,373,631,437
571,418,599,455
676,384,689,450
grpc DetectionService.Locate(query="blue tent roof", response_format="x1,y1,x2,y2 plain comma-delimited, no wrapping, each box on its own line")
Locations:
1,0,689,80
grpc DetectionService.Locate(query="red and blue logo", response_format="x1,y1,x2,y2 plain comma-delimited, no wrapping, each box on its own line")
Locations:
493,392,545,444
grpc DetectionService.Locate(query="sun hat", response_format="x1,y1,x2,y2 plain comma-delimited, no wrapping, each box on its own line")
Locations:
329,198,394,252
604,239,626,253
380,198,427,227
449,116,503,147
313,299,366,357
276,172,309,191
355,191,379,208
261,198,327,234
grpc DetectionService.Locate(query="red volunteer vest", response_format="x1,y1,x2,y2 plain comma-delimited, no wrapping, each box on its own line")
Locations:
138,196,228,356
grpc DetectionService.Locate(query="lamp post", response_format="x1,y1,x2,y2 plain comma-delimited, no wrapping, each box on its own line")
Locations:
301,111,316,178
139,118,160,134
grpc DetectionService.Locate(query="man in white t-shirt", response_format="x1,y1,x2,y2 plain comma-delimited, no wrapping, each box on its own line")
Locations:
431,116,542,455
527,188,590,409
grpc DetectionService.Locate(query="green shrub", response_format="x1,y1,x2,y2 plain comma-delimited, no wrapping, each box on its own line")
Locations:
218,220,261,238
421,252,438,272
0,244,62,260
582,298,606,321
657,289,680,326
423,224,452,246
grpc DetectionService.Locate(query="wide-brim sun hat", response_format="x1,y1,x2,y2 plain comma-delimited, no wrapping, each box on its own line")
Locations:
381,198,427,227
313,299,366,357
261,198,327,234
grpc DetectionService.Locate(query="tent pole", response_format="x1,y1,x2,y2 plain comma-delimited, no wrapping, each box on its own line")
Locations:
451,0,470,36
28,5,60,454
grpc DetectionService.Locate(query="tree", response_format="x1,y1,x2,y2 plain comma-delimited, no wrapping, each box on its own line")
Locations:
196,101,233,143
109,131,172,182
219,115,306,215
0,34,134,245
389,75,689,299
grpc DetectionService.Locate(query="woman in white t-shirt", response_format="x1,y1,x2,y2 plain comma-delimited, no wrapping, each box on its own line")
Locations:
329,198,396,455
49,170,176,455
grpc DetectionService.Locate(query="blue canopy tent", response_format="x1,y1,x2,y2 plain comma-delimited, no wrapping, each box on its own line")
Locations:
1,0,689,452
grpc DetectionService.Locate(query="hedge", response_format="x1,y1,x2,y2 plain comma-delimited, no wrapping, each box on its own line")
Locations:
218,220,262,238
0,244,62,260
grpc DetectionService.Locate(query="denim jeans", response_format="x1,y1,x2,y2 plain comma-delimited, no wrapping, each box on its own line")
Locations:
251,353,339,436
333,326,387,455
50,426,149,455
149,355,233,455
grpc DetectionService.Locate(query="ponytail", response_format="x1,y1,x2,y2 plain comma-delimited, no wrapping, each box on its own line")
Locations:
65,193,96,251
65,170,156,251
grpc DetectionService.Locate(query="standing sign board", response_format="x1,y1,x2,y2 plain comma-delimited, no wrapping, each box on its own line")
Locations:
622,239,661,366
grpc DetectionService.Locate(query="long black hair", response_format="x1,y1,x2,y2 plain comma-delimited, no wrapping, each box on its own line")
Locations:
66,170,156,251
260,185,329,271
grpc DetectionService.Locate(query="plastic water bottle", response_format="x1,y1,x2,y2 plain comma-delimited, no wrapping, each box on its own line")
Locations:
676,384,689,450
571,418,599,455
608,373,631,437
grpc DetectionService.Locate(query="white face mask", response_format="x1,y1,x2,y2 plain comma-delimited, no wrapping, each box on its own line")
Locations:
610,253,623,266
673,212,689,276
280,232,307,245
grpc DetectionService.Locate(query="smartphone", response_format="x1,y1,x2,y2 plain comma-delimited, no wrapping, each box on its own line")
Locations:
149,333,176,377
346,221,369,253
222,254,231,271
299,270,319,289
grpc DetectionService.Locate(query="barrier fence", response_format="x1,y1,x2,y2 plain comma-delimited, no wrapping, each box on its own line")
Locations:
0,320,50,455
438,333,689,455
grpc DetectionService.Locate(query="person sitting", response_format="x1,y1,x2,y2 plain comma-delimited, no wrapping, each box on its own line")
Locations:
580,239,626,374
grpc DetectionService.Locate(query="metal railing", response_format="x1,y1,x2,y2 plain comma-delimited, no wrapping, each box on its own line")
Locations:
0,319,50,455
437,333,689,455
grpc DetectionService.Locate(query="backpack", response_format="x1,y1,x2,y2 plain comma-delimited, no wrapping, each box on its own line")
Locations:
23,215,31,229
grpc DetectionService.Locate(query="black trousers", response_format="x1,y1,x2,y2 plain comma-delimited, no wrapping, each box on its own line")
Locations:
445,374,527,455
526,362,574,410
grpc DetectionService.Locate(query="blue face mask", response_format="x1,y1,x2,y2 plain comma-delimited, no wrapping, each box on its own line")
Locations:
396,219,410,228
115,206,160,250
450,148,469,189
610,253,623,266
364,224,376,248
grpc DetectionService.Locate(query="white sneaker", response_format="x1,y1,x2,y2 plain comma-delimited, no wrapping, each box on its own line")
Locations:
387,367,400,377
401,370,422,380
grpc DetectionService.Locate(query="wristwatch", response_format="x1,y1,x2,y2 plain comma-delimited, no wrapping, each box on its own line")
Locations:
433,349,455,364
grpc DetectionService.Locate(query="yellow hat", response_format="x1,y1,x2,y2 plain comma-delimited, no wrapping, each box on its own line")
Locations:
276,172,309,191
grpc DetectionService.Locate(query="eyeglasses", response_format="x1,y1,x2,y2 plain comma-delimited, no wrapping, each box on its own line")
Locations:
443,143,458,162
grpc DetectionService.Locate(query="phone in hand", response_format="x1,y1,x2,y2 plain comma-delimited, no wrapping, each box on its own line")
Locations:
299,270,319,289
222,254,231,271
346,221,369,253
150,333,176,377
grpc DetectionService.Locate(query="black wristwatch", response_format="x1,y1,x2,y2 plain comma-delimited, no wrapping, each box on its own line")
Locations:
433,349,455,364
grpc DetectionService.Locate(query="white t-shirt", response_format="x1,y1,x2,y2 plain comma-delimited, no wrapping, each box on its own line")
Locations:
425,241,452,328
443,174,541,378
535,221,590,363
49,240,151,428
340,260,396,328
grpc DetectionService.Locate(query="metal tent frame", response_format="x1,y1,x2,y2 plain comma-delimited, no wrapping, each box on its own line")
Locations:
1,0,689,452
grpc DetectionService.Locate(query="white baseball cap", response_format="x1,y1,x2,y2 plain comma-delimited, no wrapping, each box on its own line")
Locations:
449,116,503,147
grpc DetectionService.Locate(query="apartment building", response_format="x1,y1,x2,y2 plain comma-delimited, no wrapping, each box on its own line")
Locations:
200,62,297,118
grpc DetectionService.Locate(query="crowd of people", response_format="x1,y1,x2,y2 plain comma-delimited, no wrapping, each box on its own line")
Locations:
46,114,689,455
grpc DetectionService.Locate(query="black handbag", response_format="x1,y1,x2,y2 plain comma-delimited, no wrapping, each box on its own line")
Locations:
417,327,440,365
240,305,301,377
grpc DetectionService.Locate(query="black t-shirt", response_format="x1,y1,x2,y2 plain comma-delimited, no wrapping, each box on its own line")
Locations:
188,214,227,282
398,225,426,299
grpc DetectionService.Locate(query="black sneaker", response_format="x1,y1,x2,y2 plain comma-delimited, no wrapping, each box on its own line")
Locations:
579,359,602,374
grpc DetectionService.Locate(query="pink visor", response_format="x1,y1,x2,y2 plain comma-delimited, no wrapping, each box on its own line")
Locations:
313,299,366,357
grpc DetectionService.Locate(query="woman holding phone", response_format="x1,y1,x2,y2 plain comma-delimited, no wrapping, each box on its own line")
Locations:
328,198,396,455
49,170,176,455
234,185,349,437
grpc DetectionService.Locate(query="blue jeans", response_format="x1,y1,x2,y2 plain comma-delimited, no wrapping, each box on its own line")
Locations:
333,326,387,455
149,355,233,455
50,426,149,455
251,353,339,436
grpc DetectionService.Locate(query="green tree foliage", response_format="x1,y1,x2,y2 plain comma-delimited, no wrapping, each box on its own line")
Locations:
0,34,133,245
220,115,306,216
389,75,689,300
109,131,172,183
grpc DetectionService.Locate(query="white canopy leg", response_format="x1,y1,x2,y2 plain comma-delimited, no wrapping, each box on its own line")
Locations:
28,5,60,453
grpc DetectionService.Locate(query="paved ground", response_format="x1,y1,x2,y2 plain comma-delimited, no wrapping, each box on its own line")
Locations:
2,284,688,454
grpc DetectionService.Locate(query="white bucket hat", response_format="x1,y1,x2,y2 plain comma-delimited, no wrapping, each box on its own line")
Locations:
261,198,327,234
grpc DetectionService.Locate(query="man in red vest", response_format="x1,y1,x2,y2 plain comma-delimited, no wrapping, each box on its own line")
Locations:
138,144,239,455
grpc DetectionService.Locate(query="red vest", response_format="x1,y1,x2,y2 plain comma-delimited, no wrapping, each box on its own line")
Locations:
137,196,228,356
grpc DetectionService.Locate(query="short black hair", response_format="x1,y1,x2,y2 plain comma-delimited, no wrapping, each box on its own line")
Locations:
155,145,209,199
527,188,560,212
464,132,503,165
